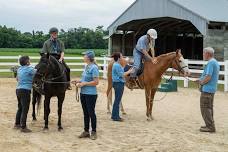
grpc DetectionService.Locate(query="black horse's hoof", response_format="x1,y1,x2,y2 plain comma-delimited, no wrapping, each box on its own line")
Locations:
58,127,63,131
43,127,49,131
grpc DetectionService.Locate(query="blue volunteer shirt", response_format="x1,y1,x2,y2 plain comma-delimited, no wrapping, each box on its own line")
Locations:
135,35,150,53
112,62,125,83
80,63,99,95
200,58,220,93
17,66,36,90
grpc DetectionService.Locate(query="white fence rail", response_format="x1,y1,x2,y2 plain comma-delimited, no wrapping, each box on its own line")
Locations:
0,56,227,91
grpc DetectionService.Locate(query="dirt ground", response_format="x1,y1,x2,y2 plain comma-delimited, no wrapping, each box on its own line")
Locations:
0,78,228,152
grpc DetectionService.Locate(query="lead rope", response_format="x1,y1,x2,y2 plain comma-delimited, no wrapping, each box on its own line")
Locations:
75,85,80,102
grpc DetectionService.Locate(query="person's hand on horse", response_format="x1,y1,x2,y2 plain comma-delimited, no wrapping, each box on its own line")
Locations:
59,58,63,63
151,57,158,64
128,67,135,74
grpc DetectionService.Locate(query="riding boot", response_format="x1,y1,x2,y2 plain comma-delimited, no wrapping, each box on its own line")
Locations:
63,61,72,90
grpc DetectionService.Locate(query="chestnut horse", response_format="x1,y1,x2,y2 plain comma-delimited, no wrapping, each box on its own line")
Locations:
106,58,128,114
106,50,189,120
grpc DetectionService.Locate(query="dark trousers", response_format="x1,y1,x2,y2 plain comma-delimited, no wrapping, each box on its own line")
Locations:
15,89,31,129
80,94,97,132
200,92,215,129
62,60,71,81
112,82,125,120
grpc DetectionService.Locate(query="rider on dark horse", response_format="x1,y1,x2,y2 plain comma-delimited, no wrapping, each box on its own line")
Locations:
41,27,71,90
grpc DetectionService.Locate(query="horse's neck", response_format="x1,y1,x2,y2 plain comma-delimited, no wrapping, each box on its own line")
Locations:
157,53,176,76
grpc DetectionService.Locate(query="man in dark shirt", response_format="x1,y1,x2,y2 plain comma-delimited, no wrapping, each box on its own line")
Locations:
41,27,71,89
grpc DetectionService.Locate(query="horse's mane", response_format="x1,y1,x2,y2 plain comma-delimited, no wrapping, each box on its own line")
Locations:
157,52,176,58
38,55,63,75
49,56,63,74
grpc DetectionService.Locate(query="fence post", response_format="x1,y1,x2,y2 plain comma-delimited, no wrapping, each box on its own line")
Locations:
103,56,107,79
224,60,228,92
184,59,189,88
18,55,21,66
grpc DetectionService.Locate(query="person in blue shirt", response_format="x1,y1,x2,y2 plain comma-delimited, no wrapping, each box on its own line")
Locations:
129,29,158,89
72,50,99,140
111,52,133,121
14,56,36,133
195,47,220,133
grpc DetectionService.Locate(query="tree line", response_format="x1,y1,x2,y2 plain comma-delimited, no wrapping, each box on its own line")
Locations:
0,25,108,49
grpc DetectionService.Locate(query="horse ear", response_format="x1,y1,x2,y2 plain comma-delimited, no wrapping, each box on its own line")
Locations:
176,49,181,55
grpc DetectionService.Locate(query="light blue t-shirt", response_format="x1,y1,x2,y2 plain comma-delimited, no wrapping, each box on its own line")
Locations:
200,58,220,93
112,62,125,83
135,35,150,53
17,66,36,90
80,63,99,95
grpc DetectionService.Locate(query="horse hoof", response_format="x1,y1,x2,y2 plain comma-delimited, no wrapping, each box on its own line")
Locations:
147,116,154,121
43,127,49,131
122,112,127,115
58,127,63,131
32,118,37,121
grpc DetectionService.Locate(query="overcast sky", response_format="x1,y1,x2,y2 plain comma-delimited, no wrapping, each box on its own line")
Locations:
0,0,135,33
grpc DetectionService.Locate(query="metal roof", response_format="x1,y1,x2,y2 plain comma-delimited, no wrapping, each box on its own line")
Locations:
172,0,228,22
108,0,228,36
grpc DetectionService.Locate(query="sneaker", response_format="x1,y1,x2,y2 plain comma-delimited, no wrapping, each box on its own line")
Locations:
13,124,21,129
112,118,124,122
78,131,90,138
90,131,97,140
200,127,216,133
200,126,207,129
21,127,32,133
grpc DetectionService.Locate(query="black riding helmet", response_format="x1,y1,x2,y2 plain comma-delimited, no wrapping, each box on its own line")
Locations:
49,27,58,34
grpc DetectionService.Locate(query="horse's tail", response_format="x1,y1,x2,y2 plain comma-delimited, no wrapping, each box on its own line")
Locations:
33,89,42,115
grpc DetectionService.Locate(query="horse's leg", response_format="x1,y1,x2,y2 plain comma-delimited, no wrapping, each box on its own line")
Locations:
32,91,37,121
57,94,65,131
107,90,112,114
148,89,156,120
44,96,51,130
120,101,126,115
145,86,151,120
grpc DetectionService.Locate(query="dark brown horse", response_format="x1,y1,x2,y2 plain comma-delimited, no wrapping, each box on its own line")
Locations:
32,54,68,130
107,50,190,120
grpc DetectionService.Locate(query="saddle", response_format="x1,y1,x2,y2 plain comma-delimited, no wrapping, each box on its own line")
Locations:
124,61,145,90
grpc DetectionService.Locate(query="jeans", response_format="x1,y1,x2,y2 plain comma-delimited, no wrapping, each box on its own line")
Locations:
112,82,125,120
15,89,31,129
80,94,97,132
131,49,143,77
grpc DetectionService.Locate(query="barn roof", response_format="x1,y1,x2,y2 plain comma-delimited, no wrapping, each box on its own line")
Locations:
108,0,228,36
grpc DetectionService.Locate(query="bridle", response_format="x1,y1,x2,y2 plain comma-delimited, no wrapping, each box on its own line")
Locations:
167,54,188,81
34,57,66,84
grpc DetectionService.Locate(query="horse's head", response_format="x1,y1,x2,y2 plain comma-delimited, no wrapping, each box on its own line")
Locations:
171,49,190,76
33,53,51,83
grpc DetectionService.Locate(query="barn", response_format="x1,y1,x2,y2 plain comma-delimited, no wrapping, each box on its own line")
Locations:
107,0,228,61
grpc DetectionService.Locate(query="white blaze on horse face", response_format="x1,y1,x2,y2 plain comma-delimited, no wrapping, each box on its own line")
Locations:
179,56,190,74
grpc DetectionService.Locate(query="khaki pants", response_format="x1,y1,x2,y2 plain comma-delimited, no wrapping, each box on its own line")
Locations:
200,92,215,129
